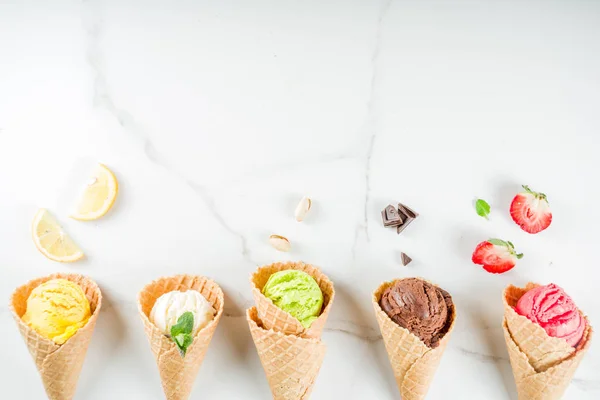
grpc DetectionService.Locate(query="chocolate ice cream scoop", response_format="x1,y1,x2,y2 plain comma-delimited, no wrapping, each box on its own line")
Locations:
379,278,454,348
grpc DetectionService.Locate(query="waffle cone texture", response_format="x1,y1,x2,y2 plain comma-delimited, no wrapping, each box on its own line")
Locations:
10,273,103,400
247,307,326,400
503,283,593,400
138,275,224,400
372,279,456,400
251,261,335,339
248,261,334,399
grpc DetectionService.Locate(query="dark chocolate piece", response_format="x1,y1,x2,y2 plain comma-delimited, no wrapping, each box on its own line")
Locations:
397,217,415,234
382,204,403,227
396,203,418,234
400,252,412,266
398,203,418,219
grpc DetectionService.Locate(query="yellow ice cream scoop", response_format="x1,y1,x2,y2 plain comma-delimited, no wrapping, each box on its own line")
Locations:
22,279,91,344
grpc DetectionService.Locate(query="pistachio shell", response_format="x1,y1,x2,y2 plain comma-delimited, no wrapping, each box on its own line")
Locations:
294,196,312,222
269,235,291,252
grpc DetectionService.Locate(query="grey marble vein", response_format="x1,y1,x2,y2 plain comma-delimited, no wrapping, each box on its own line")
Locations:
352,0,392,260
81,3,349,267
82,3,256,266
325,326,383,342
185,180,257,266
83,3,170,172
325,319,383,342
83,3,353,188
455,346,508,364
362,134,376,242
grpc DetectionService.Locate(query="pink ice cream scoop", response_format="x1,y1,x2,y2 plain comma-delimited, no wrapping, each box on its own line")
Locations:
515,283,586,347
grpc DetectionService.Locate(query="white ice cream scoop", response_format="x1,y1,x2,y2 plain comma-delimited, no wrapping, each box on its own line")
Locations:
150,290,216,336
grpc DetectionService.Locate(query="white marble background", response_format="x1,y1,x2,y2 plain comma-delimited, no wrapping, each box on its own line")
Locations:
1,0,599,399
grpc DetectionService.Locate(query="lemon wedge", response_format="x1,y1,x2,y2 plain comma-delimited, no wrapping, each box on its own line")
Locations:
32,209,84,262
70,163,118,221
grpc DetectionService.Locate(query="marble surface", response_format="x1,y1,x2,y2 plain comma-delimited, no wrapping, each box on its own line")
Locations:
1,0,600,399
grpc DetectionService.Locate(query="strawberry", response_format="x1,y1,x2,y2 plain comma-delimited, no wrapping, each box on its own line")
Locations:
472,239,523,274
510,185,552,234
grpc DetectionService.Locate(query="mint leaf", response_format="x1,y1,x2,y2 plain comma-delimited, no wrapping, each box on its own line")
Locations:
170,312,195,357
488,238,508,247
173,333,193,356
171,312,194,336
173,333,186,348
475,199,491,219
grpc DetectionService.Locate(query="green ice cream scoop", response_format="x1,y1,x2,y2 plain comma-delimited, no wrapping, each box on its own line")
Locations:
262,270,324,328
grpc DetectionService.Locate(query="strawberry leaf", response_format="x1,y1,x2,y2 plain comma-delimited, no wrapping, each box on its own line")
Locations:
522,184,549,203
488,238,508,247
475,199,491,219
516,253,524,259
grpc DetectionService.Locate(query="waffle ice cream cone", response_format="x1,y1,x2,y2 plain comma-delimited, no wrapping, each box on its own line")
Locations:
138,275,224,400
248,262,334,399
503,283,593,400
372,279,456,400
247,307,325,400
10,273,102,400
250,261,334,339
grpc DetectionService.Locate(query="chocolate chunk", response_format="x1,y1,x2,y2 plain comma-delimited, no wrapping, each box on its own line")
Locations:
398,203,418,219
397,217,415,234
400,252,412,266
385,206,399,221
396,203,418,234
382,204,403,227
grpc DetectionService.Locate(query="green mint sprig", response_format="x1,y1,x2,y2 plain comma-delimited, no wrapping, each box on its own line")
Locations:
170,311,194,357
475,199,491,219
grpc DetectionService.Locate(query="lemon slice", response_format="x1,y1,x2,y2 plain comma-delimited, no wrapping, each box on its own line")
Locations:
32,209,84,262
70,163,118,221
